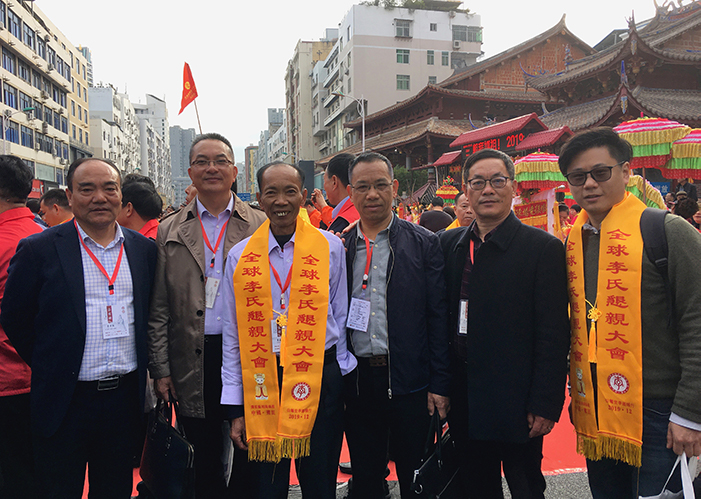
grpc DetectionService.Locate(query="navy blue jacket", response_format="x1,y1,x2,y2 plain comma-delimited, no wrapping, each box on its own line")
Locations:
345,216,451,397
0,220,156,438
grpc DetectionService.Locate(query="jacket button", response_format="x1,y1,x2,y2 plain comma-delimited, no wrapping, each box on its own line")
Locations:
195,348,202,355
196,310,204,317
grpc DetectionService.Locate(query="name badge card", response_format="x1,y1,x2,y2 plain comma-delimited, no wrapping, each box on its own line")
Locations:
271,319,283,353
102,303,129,339
347,297,371,332
205,277,220,309
458,299,468,336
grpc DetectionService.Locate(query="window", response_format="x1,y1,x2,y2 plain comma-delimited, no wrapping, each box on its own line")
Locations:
85,132,88,146
82,64,86,78
52,84,60,104
78,106,82,121
347,77,351,93
44,106,53,127
395,19,411,38
2,47,15,74
60,91,66,107
429,76,437,84
7,8,20,39
33,100,42,121
0,1,5,27
61,116,68,134
442,51,449,66
347,52,351,67
397,74,410,91
72,124,76,139
19,91,31,111
427,50,434,65
77,85,81,98
53,110,60,130
37,37,46,60
5,120,19,144
18,61,29,82
430,23,437,31
32,70,42,90
62,142,68,159
79,129,83,142
21,125,33,148
56,56,64,77
23,24,35,50
396,49,409,64
71,100,75,116
54,139,60,157
453,25,482,42
3,83,17,109
47,47,56,68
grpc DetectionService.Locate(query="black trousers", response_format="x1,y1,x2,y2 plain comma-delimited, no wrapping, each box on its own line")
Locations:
0,392,35,499
249,355,344,499
33,371,140,499
344,359,430,499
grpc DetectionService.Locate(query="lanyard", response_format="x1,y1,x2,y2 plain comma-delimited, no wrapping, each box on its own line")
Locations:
361,231,374,290
198,213,229,268
469,238,475,265
74,220,123,296
269,256,293,309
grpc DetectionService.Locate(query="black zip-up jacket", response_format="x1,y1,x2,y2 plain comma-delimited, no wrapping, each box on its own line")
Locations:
345,216,451,397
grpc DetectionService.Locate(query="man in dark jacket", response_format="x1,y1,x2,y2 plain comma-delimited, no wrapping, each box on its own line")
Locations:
344,151,450,499
439,148,571,498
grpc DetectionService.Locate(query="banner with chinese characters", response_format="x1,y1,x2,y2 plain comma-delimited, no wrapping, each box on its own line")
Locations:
512,188,555,234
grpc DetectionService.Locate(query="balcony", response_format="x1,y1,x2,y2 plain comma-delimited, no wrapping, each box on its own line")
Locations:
322,64,339,89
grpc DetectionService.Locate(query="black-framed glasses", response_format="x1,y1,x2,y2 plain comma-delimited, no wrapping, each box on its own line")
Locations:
465,176,512,191
565,162,625,186
350,182,393,194
190,159,232,168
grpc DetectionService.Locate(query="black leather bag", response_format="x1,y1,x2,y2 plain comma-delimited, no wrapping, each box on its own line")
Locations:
411,412,461,498
139,398,195,499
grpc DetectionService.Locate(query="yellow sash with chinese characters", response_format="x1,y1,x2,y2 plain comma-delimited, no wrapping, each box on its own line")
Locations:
233,214,329,463
567,192,645,467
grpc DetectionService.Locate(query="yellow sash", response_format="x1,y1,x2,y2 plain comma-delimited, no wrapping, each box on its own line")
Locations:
233,214,329,462
445,218,461,231
567,192,645,467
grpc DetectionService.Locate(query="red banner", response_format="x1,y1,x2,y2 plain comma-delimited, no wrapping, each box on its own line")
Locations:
179,62,198,115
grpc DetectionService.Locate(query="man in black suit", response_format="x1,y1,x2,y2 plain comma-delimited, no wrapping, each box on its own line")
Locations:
439,149,570,498
0,158,157,498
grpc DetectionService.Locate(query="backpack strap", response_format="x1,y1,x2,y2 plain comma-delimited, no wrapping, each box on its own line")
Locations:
640,208,673,328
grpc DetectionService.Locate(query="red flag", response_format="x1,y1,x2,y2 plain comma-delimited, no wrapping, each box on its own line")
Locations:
179,62,198,115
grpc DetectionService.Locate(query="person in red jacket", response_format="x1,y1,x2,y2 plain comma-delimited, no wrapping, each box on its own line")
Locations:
0,155,43,499
312,153,360,233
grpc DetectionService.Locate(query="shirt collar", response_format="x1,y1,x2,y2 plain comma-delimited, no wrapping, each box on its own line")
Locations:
357,214,394,241
75,220,124,249
268,228,296,253
195,194,234,219
332,196,350,220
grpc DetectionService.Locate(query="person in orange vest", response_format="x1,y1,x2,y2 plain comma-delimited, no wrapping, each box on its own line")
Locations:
39,188,73,227
312,153,360,233
304,199,322,228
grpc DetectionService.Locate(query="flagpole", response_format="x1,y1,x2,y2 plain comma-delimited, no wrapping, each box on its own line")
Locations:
193,99,203,135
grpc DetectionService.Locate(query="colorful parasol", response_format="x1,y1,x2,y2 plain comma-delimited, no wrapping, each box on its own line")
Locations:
514,152,566,190
659,129,701,180
626,175,665,209
613,117,691,169
435,176,459,205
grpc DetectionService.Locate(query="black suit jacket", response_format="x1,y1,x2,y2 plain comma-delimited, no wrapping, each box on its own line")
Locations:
439,213,570,443
0,221,156,438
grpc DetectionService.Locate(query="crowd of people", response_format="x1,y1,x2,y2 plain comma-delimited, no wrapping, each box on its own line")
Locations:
0,127,699,499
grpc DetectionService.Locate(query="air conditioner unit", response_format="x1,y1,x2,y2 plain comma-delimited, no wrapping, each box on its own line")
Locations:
1,75,8,83
453,40,461,50
44,34,50,42
34,143,41,151
47,63,54,72
60,158,67,165
40,90,49,99
42,121,49,133
57,108,63,115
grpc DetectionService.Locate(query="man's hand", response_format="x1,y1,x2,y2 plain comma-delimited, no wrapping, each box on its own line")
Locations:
527,413,555,438
154,376,177,401
312,189,328,210
667,422,701,457
230,417,248,450
428,393,450,419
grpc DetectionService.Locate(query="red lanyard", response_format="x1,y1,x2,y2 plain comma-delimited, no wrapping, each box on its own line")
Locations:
74,220,124,295
198,214,229,268
269,256,293,309
469,238,475,265
361,231,374,290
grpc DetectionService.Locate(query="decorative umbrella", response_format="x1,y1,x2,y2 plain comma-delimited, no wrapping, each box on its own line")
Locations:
626,175,665,210
613,117,691,169
660,129,701,180
436,176,459,205
514,152,566,190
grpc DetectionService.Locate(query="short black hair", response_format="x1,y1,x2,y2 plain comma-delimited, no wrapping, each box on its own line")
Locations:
675,198,698,220
256,161,305,192
40,188,69,208
463,149,515,181
189,133,235,164
348,151,394,182
0,155,33,202
431,196,444,207
571,204,582,212
558,204,569,213
454,191,465,204
123,173,155,189
66,158,121,191
326,153,354,187
26,198,41,214
121,181,163,220
558,127,632,175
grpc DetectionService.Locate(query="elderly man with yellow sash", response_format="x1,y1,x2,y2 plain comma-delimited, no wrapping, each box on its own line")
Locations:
221,161,356,498
559,128,701,498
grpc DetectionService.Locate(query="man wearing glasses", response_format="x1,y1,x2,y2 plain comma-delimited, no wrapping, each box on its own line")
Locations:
439,148,571,498
343,151,451,498
148,133,266,497
559,128,701,498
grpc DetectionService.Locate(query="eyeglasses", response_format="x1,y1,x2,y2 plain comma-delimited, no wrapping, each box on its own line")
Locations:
350,182,393,194
190,159,232,168
565,162,624,186
465,176,512,191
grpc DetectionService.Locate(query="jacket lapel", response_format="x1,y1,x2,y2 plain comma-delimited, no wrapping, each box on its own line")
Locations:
223,196,250,257
177,204,206,276
123,231,144,332
55,222,87,335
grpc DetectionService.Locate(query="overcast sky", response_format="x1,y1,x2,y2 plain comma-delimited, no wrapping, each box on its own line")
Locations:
39,0,658,161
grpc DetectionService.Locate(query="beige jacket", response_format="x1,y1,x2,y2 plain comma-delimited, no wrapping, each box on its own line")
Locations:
147,196,266,418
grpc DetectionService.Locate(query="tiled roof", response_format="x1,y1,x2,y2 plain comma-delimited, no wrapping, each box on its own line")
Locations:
515,126,573,151
632,87,701,122
432,151,462,166
450,113,547,148
316,118,473,166
540,95,617,130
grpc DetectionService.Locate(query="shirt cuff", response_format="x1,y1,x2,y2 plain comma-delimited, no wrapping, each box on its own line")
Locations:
670,412,701,431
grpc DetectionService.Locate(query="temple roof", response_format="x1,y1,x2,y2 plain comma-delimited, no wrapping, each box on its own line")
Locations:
450,113,547,148
432,151,462,166
515,126,573,152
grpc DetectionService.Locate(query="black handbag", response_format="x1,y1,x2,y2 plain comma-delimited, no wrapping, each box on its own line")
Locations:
411,412,461,498
139,398,195,499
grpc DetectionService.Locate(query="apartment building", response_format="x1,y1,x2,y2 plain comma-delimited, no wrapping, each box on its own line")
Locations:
170,125,195,207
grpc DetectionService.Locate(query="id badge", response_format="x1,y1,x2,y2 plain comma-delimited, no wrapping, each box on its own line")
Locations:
102,303,129,339
205,277,220,309
271,319,283,353
458,299,468,336
347,297,371,332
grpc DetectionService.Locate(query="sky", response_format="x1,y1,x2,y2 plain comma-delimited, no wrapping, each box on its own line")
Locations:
38,0,659,161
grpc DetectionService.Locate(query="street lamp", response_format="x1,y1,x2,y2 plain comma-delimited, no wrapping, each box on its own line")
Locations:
281,151,298,163
2,107,35,155
331,92,365,152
